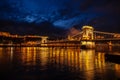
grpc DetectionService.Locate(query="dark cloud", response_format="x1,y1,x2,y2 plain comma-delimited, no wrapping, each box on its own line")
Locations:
0,0,120,35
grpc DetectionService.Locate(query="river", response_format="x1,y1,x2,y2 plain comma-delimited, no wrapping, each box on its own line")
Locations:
0,46,120,80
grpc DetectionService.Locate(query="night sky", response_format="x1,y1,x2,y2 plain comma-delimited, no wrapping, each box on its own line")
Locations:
0,0,120,36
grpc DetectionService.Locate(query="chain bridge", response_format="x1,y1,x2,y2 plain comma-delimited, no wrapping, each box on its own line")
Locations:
0,25,120,47
69,26,120,41
48,26,120,48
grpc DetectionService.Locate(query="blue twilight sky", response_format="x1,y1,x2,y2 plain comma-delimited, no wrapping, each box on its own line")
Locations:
0,0,120,34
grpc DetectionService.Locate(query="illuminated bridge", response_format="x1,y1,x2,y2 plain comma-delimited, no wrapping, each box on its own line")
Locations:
68,26,120,40
47,26,120,48
0,26,120,47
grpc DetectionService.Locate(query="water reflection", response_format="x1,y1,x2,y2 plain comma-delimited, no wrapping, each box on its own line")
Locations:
0,47,120,80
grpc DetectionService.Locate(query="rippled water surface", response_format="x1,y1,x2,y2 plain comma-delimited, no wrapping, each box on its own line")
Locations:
0,46,120,80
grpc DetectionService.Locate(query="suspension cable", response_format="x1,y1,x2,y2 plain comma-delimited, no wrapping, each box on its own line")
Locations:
94,31,120,35
71,31,83,38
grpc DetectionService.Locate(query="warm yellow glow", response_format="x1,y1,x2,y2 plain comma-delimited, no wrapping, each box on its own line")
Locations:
0,47,3,60
0,31,10,36
95,52,106,75
115,64,120,78
82,25,94,30
82,25,94,40
39,47,49,66
81,41,95,48
1,46,120,80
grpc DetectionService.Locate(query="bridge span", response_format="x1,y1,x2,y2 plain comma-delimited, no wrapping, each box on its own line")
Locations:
0,25,120,48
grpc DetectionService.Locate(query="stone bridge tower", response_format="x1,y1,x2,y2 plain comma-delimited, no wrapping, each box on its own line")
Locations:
81,26,95,49
82,26,94,40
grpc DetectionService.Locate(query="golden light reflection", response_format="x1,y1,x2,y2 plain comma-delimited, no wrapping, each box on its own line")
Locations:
10,47,13,62
49,47,96,79
115,64,120,78
0,47,3,61
39,47,49,66
0,46,120,79
21,47,37,65
0,47,13,65
20,47,49,66
79,50,95,80
95,52,106,77
80,50,95,70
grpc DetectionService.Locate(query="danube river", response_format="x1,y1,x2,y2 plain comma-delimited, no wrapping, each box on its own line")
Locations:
0,46,120,80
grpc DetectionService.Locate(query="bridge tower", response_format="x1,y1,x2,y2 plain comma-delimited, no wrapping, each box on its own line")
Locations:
40,36,48,46
82,26,94,40
81,26,95,49
41,36,48,44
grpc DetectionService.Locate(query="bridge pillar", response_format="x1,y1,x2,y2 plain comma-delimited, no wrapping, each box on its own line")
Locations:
108,41,112,51
41,36,48,46
41,36,48,44
81,26,95,49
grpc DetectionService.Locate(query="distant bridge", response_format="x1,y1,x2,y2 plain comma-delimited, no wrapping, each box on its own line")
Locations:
0,32,48,44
